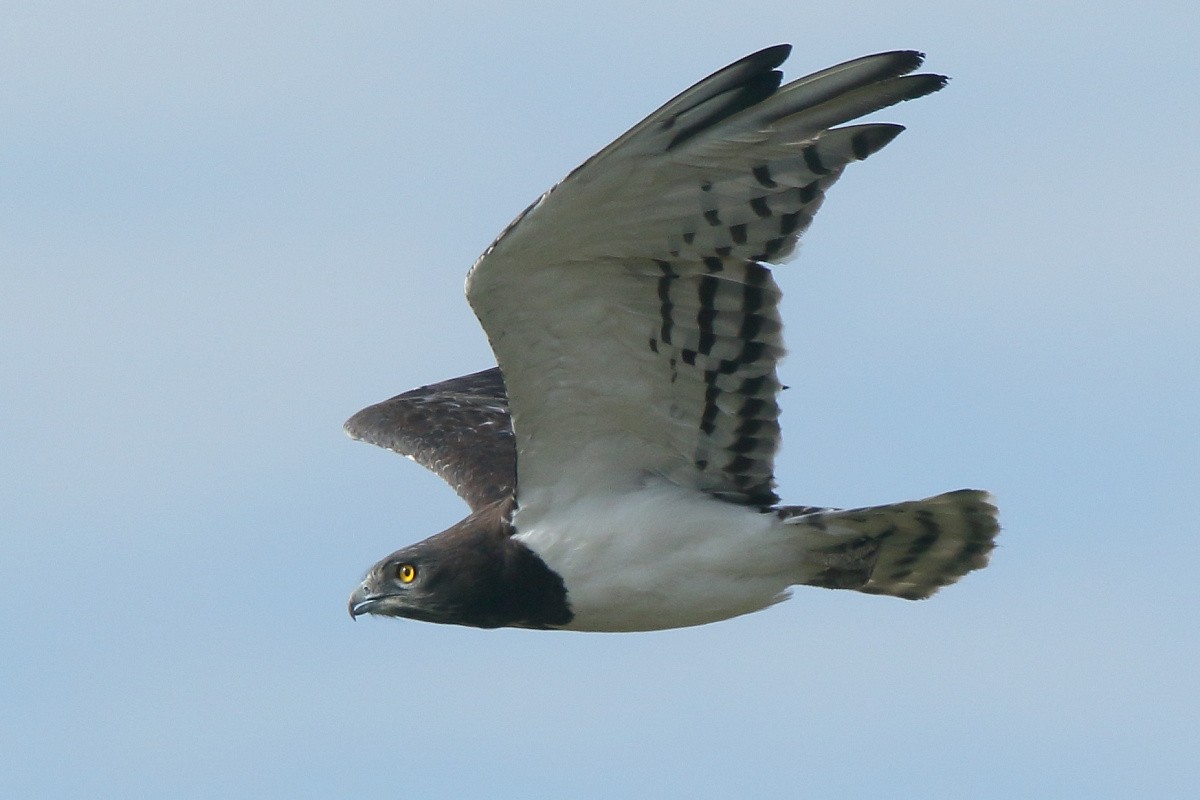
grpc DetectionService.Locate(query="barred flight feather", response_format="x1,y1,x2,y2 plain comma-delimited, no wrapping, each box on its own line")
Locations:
785,490,998,600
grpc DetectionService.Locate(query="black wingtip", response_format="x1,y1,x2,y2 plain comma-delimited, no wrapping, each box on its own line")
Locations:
665,49,791,150
901,50,926,71
909,73,950,99
747,43,792,70
709,44,792,82
849,124,906,160
868,50,932,82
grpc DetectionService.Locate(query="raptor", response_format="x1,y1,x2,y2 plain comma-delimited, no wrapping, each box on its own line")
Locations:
346,45,997,631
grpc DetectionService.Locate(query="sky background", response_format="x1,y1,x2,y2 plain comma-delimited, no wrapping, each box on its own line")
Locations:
3,2,1198,798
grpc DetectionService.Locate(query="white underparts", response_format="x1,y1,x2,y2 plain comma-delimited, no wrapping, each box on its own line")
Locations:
512,478,801,632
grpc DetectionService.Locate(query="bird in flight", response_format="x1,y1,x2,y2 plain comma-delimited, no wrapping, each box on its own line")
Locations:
346,45,997,631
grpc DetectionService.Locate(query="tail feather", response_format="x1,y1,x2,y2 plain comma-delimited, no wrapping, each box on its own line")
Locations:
782,489,998,600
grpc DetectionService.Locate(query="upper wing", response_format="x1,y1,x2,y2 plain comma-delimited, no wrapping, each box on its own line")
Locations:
465,47,946,509
344,368,515,512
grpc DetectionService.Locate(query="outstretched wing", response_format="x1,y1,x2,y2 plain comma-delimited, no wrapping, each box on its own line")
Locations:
466,46,946,510
344,368,515,512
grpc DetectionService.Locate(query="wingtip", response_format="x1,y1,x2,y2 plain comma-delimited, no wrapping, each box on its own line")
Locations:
886,50,927,76
715,43,792,74
342,405,374,441
863,50,940,83
884,73,950,106
848,123,907,160
911,73,950,99
735,43,791,72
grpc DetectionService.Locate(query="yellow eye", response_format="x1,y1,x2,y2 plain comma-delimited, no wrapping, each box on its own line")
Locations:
396,563,417,584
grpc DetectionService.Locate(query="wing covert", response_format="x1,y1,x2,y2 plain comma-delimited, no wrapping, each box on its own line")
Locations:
345,368,515,512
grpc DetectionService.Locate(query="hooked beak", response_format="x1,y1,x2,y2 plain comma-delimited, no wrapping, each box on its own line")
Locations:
347,583,381,620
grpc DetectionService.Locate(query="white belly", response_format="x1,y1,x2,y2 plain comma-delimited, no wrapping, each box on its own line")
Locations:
512,480,799,632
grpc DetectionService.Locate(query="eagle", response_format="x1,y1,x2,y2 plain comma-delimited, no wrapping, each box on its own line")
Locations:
346,45,998,631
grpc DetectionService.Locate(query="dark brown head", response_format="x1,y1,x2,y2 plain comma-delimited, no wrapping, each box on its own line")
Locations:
347,500,572,629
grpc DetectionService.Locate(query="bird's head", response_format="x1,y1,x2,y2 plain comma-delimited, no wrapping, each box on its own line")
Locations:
348,538,473,626
347,500,572,629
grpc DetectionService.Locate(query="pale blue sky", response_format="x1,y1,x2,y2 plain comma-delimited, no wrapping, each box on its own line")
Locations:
3,3,1198,798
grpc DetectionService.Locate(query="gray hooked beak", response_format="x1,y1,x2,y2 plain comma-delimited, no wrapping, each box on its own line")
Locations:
347,583,379,620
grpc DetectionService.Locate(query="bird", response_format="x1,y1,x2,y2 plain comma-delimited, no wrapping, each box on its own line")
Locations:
345,45,998,632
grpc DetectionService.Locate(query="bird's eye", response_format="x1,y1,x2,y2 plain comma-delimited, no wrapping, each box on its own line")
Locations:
396,563,417,584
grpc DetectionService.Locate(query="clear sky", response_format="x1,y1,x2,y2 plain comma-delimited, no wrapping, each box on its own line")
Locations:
3,2,1198,798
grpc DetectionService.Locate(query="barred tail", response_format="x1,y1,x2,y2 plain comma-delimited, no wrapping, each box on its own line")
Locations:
782,489,998,600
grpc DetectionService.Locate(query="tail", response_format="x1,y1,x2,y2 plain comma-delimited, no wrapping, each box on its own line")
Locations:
781,490,998,600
